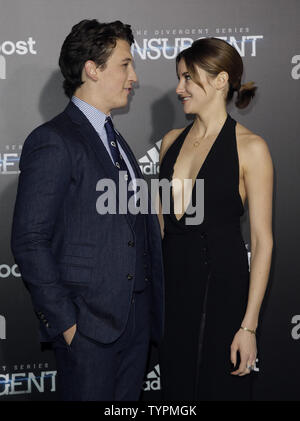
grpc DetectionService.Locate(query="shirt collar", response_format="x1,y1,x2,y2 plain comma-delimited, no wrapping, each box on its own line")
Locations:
71,96,110,134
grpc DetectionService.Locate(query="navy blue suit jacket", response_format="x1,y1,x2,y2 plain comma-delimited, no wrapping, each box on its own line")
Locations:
11,102,164,345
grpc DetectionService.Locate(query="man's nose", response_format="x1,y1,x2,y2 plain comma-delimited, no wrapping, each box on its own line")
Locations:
130,66,138,83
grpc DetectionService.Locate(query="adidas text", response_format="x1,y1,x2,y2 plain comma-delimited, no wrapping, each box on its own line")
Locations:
139,162,159,175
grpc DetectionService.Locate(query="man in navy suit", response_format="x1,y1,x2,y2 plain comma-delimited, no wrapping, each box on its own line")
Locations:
11,19,164,401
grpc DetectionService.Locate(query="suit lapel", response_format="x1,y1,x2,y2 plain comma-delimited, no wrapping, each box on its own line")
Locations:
116,131,143,179
117,131,154,215
64,102,163,248
64,102,135,229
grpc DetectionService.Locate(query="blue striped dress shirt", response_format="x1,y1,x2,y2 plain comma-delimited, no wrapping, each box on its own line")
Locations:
71,96,137,194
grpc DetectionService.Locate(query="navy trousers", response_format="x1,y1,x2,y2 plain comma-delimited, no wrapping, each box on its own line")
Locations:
53,287,151,401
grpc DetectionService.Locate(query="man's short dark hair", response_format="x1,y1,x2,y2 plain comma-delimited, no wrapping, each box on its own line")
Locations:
59,19,134,98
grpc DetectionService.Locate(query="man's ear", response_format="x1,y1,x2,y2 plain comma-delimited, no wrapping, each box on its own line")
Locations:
84,60,99,81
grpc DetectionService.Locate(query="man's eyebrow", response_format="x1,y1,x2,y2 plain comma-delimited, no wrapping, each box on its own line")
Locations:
121,57,132,62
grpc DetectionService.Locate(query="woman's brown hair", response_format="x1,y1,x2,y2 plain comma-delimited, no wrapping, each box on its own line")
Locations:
176,37,256,109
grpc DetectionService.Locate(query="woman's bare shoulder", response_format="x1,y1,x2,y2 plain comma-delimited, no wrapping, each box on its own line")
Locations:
236,122,271,154
236,122,272,168
159,127,185,163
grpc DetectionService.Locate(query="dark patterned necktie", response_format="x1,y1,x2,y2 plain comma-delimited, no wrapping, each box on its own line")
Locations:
104,116,132,184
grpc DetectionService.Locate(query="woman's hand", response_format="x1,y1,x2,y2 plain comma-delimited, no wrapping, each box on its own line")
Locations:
230,329,257,376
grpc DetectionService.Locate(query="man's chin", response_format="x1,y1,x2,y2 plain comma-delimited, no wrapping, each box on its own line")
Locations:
113,100,129,111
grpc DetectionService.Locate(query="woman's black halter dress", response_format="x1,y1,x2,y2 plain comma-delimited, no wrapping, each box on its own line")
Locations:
159,114,252,400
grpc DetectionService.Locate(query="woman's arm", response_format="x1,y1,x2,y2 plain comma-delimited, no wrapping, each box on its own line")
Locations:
231,133,273,376
242,134,274,329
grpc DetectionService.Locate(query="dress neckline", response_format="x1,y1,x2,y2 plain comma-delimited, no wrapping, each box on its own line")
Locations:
171,114,230,223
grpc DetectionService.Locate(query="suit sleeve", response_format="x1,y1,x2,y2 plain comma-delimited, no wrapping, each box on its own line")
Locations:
11,125,77,340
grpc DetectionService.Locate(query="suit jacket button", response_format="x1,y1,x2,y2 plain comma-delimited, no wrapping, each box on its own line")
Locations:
128,241,135,247
45,323,50,328
127,274,133,280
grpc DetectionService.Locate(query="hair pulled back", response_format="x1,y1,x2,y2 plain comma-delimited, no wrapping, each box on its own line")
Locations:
176,37,257,109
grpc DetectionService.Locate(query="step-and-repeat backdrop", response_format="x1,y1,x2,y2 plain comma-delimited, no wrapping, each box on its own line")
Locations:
0,0,299,401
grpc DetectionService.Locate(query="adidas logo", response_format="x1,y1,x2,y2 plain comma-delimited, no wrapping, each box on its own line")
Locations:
143,363,161,391
139,140,161,175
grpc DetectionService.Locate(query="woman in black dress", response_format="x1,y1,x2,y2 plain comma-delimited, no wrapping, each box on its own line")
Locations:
158,38,273,400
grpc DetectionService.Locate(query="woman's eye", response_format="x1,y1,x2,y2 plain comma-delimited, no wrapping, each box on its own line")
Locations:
185,75,191,80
